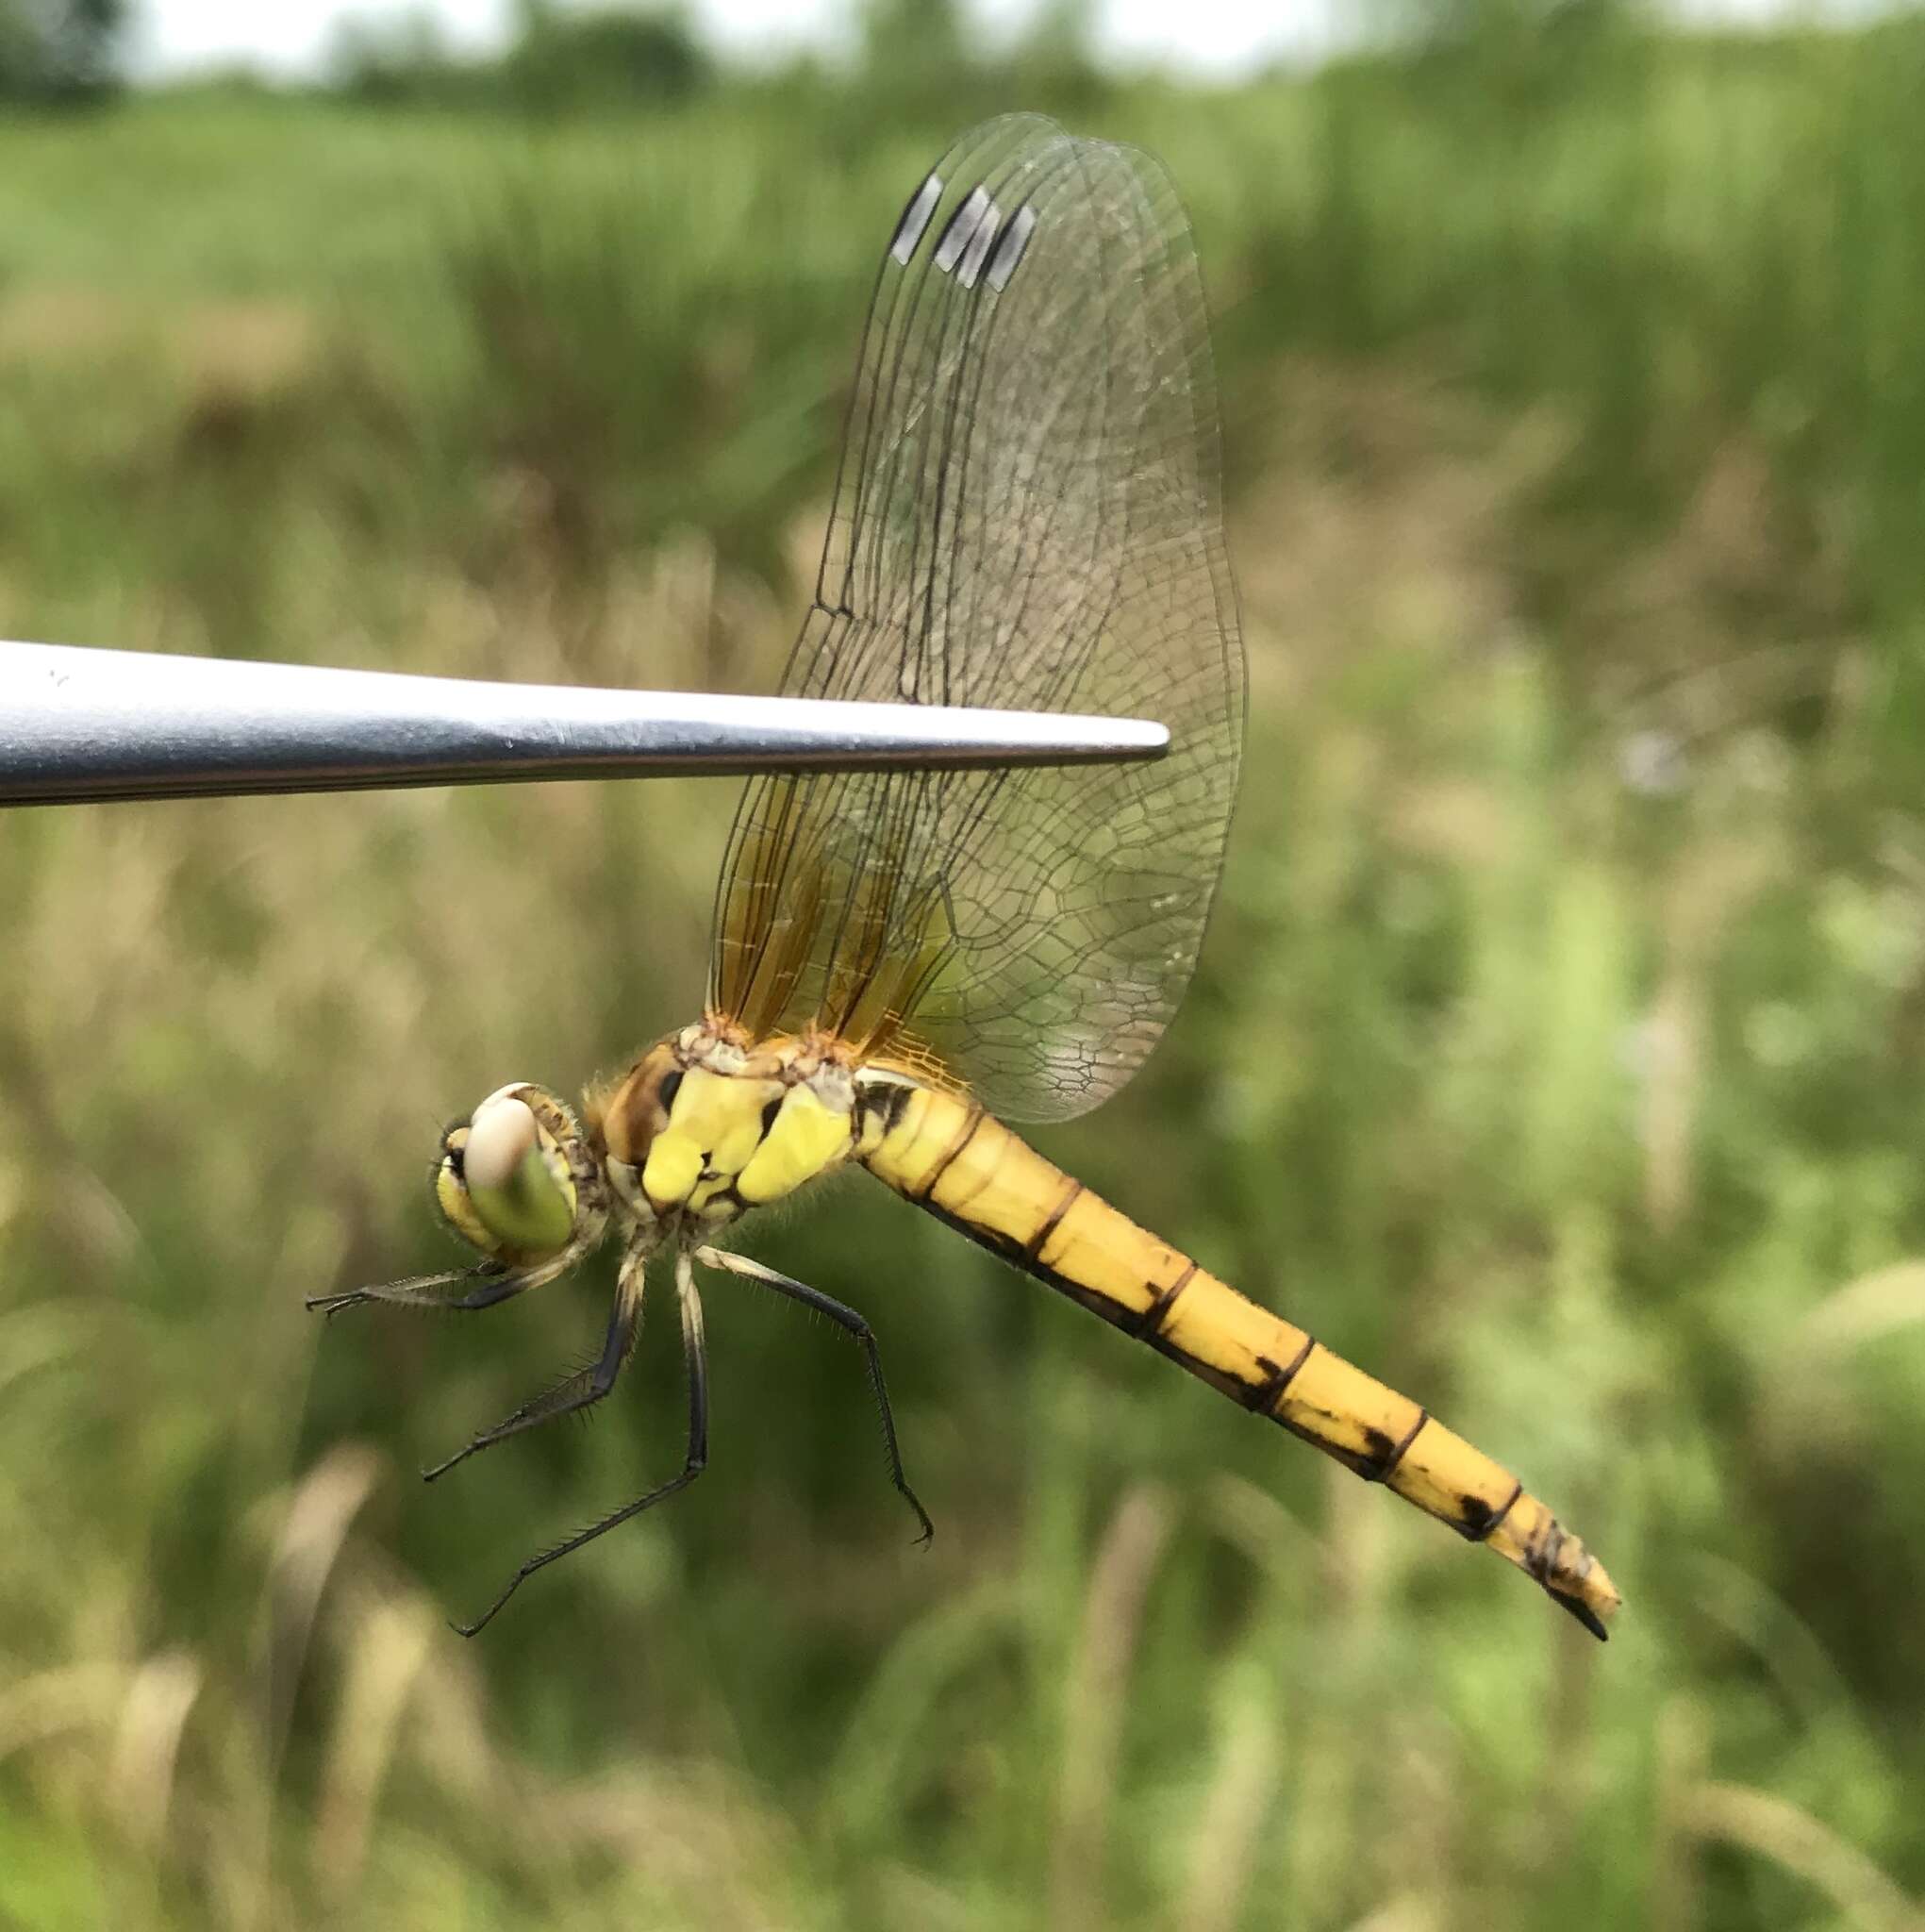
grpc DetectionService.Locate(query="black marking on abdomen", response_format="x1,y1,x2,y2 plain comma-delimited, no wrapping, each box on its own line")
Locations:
1140,1333,1296,1410
859,1080,913,1141
1260,1334,1317,1409
1239,1355,1282,1413
1453,1476,1524,1544
914,1107,986,1201
1523,1517,1567,1586
921,1200,1122,1313
1523,1523,1604,1638
1361,1408,1428,1485
913,1199,1319,1418
1128,1262,1196,1340
1023,1179,1084,1263
1550,1590,1610,1642
1238,1333,1316,1416
917,1198,1016,1261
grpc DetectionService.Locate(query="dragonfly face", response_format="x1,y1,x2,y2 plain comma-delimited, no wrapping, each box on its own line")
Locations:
432,1083,605,1268
316,113,1620,1644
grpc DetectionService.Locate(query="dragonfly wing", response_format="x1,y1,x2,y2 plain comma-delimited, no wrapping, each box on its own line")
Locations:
711,115,1242,1123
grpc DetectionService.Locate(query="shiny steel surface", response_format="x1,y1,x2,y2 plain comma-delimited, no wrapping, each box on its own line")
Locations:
0,640,1168,808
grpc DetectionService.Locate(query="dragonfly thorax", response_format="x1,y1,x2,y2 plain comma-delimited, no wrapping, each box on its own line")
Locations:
592,1022,866,1237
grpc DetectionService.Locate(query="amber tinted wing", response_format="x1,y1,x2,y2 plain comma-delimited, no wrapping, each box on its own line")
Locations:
710,115,1242,1123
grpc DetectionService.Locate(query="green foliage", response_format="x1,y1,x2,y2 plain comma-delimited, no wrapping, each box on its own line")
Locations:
503,3,711,110
0,0,125,101
324,8,470,105
326,2,712,110
4,25,1925,1930
845,0,1110,133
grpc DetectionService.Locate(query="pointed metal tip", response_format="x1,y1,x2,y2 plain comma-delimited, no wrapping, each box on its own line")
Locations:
1,640,1170,806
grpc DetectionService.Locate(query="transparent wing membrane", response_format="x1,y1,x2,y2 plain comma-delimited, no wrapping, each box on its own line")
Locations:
711,116,1243,1122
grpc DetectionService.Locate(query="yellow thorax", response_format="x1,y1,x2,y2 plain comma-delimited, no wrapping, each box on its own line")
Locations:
616,1027,865,1225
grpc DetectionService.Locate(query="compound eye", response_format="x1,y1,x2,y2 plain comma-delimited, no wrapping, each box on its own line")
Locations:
464,1093,539,1192
436,1090,578,1259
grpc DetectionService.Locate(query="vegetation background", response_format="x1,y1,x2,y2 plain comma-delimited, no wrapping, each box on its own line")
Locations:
5,0,1925,1924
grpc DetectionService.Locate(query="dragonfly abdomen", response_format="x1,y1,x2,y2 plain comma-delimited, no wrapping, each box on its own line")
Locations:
859,1078,1620,1640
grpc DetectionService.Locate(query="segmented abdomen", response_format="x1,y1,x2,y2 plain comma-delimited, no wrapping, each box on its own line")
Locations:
860,1079,1619,1639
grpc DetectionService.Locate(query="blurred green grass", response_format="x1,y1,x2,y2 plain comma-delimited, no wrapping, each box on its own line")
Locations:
6,25,1925,1931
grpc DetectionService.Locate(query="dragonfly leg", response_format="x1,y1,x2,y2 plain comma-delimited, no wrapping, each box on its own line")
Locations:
693,1243,934,1545
306,1264,535,1319
421,1236,649,1483
307,1203,608,1319
453,1248,708,1638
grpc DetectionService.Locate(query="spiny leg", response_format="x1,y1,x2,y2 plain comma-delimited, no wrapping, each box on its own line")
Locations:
304,1238,593,1318
306,1265,531,1320
422,1234,649,1484
694,1243,933,1544
454,1247,709,1639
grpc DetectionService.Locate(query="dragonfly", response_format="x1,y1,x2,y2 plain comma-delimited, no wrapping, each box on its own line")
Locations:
310,114,1621,1642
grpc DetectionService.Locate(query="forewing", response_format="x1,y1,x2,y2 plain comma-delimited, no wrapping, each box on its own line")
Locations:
711,116,1242,1123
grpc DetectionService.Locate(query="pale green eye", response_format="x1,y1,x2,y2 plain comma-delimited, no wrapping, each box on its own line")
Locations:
447,1092,577,1257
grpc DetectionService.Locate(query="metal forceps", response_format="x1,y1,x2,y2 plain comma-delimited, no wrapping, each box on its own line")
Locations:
0,640,1168,808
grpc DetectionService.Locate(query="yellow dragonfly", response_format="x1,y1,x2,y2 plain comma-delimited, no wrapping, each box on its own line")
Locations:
310,115,1620,1642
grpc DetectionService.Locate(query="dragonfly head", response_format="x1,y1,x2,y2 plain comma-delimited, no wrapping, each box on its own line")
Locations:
434,1083,594,1265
